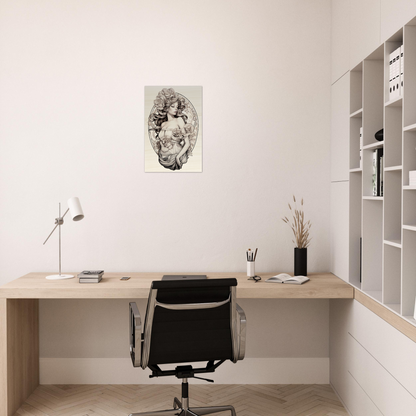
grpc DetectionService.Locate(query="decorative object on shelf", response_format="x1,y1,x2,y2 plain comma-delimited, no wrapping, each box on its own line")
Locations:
282,196,311,276
375,128,383,141
145,86,202,173
43,197,84,280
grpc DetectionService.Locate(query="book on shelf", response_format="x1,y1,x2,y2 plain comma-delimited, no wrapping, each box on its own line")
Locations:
380,151,383,196
265,273,309,285
372,148,383,196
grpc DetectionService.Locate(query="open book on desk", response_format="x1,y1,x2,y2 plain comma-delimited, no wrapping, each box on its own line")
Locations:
265,273,310,285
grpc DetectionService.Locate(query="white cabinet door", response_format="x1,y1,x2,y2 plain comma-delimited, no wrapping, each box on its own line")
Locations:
381,0,416,42
331,0,350,84
331,73,350,182
330,181,349,281
350,0,381,68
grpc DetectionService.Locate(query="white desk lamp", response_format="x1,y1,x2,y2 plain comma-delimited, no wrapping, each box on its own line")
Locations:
43,197,84,280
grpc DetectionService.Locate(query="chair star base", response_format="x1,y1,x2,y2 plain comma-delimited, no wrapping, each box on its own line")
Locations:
129,378,236,416
129,400,236,416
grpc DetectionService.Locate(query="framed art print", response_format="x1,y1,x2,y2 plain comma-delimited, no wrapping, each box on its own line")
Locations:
145,86,202,172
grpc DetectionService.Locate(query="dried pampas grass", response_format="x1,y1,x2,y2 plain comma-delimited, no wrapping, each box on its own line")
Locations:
282,195,312,248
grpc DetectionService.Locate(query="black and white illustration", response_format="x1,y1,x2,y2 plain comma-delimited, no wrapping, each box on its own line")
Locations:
145,86,202,172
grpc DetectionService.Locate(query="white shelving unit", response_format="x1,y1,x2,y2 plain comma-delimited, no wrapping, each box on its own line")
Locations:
349,19,416,327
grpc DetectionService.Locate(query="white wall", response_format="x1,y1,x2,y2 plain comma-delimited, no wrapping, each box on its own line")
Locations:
0,0,332,381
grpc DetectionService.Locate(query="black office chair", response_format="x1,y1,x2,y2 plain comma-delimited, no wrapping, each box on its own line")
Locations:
129,278,246,416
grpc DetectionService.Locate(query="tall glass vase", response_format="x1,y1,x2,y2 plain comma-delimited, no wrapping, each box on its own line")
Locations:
294,248,307,276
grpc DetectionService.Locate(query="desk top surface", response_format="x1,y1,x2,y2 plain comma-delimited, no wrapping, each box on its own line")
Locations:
0,272,354,299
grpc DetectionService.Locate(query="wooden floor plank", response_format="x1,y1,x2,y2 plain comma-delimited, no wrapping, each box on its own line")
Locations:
13,385,348,416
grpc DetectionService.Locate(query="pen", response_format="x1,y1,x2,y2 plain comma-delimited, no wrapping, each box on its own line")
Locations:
254,248,258,261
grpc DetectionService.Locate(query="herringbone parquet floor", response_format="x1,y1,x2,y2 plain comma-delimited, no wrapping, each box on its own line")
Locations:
15,384,349,416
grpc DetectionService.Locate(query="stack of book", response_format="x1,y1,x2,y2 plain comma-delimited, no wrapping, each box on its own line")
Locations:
409,171,416,187
78,270,104,283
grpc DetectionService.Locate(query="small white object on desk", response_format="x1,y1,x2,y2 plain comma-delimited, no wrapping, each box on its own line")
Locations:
266,273,310,285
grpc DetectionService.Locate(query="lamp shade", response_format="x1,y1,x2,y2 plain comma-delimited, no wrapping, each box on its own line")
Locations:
67,197,84,221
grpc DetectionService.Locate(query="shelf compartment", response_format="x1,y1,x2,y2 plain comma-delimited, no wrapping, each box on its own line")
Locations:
402,131,416,186
362,145,384,198
350,63,363,114
350,117,363,170
363,58,384,147
362,199,383,293
402,230,416,316
349,171,362,287
403,180,416,228
384,106,403,168
384,170,402,242
383,244,401,307
403,25,416,127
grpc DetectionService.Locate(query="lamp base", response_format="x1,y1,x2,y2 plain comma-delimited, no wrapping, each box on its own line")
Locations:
46,274,74,280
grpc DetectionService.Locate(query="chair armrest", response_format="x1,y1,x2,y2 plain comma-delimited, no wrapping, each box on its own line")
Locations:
129,302,142,368
236,303,246,360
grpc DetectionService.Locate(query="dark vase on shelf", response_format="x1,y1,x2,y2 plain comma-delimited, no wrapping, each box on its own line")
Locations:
294,248,307,276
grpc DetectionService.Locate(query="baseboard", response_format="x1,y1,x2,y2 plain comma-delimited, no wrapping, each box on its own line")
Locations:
330,382,353,416
40,357,329,384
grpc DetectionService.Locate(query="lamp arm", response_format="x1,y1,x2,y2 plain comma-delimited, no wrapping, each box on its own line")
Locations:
43,208,70,245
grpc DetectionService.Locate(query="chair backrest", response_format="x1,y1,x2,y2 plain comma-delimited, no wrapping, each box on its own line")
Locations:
141,278,238,369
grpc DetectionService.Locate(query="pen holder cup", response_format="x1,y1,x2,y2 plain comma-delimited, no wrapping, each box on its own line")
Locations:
247,261,255,278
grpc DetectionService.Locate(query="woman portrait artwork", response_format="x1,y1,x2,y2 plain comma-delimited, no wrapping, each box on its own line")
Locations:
146,87,201,172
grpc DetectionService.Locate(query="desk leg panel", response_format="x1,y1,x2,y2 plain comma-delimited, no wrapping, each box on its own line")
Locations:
0,299,39,416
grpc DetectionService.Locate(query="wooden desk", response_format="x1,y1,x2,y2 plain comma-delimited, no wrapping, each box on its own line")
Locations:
0,272,352,416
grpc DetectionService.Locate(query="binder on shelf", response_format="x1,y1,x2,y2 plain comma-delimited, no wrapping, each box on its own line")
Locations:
400,44,404,96
389,51,394,100
389,47,401,100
